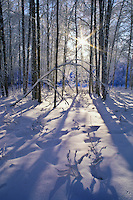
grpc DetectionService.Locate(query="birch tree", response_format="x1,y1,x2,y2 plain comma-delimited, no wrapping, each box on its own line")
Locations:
54,0,59,108
0,18,4,96
102,0,113,99
37,0,41,103
89,0,93,94
0,0,8,97
46,0,50,90
62,2,68,96
94,0,99,96
26,0,32,92
22,0,26,94
75,0,78,95
125,0,133,89
107,0,125,81
31,0,38,99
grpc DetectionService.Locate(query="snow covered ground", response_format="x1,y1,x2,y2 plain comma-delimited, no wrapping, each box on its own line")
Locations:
0,87,133,200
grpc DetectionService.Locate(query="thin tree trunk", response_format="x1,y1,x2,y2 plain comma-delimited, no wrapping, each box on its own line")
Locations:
18,0,21,89
8,0,13,89
129,0,133,89
22,0,26,94
125,26,132,88
95,0,99,96
98,0,104,97
26,0,32,92
102,0,113,99
0,0,8,97
54,0,59,108
50,1,54,84
46,0,50,90
0,27,4,96
107,0,125,81
62,2,67,96
75,0,78,95
112,48,118,87
37,0,41,103
31,0,38,99
89,0,93,94
130,55,133,89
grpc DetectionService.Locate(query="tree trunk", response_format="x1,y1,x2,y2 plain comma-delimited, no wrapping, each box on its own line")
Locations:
130,55,133,89
18,0,21,89
102,0,113,99
54,0,59,108
75,0,78,95
31,0,38,99
107,0,125,81
46,0,50,90
95,0,99,96
0,26,4,96
89,0,93,94
8,0,13,89
0,0,8,97
37,0,41,103
112,48,118,87
22,0,26,94
129,0,133,89
26,0,32,92
99,0,104,98
62,2,68,97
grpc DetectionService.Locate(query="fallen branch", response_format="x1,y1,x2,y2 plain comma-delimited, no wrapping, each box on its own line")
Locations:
10,67,56,106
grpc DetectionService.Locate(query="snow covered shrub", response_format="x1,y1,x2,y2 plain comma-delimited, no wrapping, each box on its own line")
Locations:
57,136,106,180
88,138,106,166
87,136,106,180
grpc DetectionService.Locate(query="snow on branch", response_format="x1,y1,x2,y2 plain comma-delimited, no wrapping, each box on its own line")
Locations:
10,59,108,107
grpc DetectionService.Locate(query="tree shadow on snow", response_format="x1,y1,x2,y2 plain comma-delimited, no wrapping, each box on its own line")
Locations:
90,165,119,200
48,175,92,200
91,95,133,171
49,165,118,200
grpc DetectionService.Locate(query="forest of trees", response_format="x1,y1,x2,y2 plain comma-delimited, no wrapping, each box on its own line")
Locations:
0,0,133,106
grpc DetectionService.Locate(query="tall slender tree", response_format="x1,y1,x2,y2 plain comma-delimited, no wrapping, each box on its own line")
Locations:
75,0,78,95
129,0,133,89
62,2,68,96
0,0,8,97
54,0,59,108
102,0,113,99
107,0,125,81
0,21,4,96
98,0,104,98
22,0,26,94
89,0,93,94
18,0,21,88
125,0,132,89
46,0,50,89
26,0,32,92
8,0,13,88
94,0,99,96
37,0,41,103
31,0,38,99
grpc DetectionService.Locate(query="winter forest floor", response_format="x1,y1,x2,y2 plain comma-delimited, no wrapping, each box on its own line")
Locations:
0,87,133,200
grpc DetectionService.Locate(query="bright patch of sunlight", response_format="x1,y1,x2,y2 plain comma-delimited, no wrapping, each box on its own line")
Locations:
78,37,88,46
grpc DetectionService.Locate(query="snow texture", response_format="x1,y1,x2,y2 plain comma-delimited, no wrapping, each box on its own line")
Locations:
0,87,133,200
